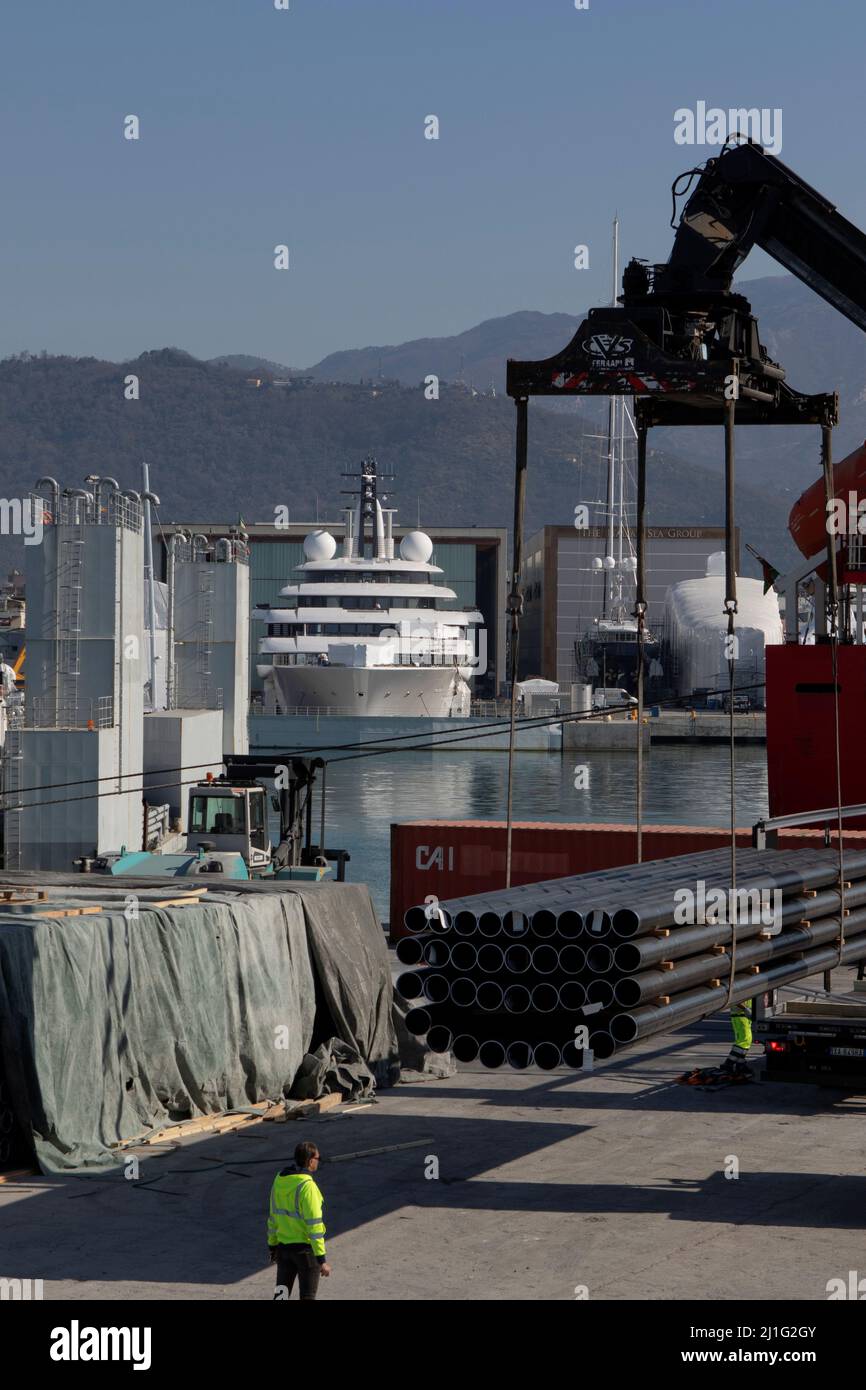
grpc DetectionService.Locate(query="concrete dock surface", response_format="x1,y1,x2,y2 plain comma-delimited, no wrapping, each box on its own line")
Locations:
2,969,864,1302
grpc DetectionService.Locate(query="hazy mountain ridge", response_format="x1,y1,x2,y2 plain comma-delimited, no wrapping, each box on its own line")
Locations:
3,274,863,575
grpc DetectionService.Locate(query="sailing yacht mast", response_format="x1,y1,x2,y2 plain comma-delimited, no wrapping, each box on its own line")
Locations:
603,217,619,619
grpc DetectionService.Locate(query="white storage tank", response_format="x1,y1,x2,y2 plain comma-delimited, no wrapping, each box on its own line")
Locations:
662,553,783,705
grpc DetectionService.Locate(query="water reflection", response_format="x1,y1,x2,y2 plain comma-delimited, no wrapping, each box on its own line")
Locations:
274,746,768,922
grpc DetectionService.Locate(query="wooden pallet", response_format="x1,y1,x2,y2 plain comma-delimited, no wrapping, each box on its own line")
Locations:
264,1094,343,1123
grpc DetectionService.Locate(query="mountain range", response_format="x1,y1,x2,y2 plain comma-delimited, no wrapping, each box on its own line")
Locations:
1,274,864,577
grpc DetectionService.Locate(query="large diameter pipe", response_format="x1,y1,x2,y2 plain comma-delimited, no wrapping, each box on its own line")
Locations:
478,910,503,939
436,848,866,933
404,1007,432,1036
452,1034,479,1063
504,984,531,1013
530,910,558,940
422,974,451,1005
531,908,558,937
610,930,866,1046
506,1041,533,1070
531,982,559,1013
412,846,864,921
450,941,478,972
477,943,505,973
559,944,586,974
504,943,532,974
613,907,866,1008
560,1040,585,1069
396,971,424,1001
614,879,866,972
582,909,612,940
450,977,477,1008
426,1025,453,1054
423,939,451,968
558,981,586,1010
589,1030,616,1061
586,979,614,1008
477,981,504,1011
556,909,584,940
396,937,424,966
533,1042,562,1070
503,910,531,939
532,945,559,975
404,903,451,934
611,852,866,939
586,943,614,974
454,910,478,937
479,1041,506,1069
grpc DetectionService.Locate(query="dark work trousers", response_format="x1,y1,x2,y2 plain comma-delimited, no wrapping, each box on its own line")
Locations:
274,1243,321,1301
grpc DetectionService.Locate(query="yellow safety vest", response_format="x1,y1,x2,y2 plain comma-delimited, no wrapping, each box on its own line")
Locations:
267,1169,326,1257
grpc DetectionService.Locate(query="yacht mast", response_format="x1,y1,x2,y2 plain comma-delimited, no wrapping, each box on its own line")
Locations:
603,216,619,619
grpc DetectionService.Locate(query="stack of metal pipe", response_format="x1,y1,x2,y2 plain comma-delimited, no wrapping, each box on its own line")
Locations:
397,847,866,1069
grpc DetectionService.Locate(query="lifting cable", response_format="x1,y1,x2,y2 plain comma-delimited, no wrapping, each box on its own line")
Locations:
820,422,847,966
633,415,648,863
723,391,739,1010
504,397,529,890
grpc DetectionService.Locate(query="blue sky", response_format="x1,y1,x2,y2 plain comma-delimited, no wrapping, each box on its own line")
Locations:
1,0,862,366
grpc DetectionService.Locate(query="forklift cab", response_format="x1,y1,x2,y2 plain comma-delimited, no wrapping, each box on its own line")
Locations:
186,781,271,872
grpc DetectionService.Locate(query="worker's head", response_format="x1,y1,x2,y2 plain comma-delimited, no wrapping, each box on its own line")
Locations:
295,1139,320,1172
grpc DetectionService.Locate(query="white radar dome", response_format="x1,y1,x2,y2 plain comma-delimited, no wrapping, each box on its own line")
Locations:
303,530,337,561
399,530,434,563
706,551,727,578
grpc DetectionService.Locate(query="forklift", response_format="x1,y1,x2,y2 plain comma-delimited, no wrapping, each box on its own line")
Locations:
86,755,350,881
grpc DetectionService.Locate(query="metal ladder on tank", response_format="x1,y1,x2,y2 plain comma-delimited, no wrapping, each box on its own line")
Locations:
2,722,23,869
196,568,215,707
57,523,85,726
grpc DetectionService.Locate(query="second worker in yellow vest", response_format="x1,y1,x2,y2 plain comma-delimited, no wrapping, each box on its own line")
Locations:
267,1140,331,1301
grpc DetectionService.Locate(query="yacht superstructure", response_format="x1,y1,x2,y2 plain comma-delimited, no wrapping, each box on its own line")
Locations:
256,458,485,716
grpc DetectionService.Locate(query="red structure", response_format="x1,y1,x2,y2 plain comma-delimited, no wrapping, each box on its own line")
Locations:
766,641,866,826
789,439,866,569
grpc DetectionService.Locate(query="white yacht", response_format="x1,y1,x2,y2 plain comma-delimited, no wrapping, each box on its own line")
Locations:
256,459,485,716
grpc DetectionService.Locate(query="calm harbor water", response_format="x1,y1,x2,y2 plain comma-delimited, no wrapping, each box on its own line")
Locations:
284,744,769,922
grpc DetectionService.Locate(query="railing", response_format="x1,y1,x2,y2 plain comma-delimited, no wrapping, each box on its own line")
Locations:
251,703,398,719
251,700,533,721
26,693,115,729
28,490,143,534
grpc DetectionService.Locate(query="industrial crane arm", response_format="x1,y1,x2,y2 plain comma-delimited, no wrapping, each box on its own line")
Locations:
659,140,866,333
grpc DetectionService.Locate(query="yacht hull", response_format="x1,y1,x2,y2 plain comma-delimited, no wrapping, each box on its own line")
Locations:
261,663,472,717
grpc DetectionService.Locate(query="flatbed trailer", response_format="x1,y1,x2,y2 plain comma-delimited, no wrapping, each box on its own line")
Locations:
756,997,866,1091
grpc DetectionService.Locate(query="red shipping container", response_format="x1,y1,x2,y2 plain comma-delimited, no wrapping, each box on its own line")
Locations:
766,644,866,827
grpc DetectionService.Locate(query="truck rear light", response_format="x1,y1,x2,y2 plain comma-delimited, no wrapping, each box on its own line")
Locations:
767,1040,788,1053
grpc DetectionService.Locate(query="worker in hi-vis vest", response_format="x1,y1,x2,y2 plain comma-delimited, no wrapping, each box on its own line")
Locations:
268,1140,331,1300
726,1000,753,1073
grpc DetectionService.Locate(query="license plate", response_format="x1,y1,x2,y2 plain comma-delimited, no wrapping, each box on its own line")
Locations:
829,1047,866,1057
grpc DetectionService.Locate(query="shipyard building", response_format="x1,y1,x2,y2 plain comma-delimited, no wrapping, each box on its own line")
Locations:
520,523,737,689
3,479,250,870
